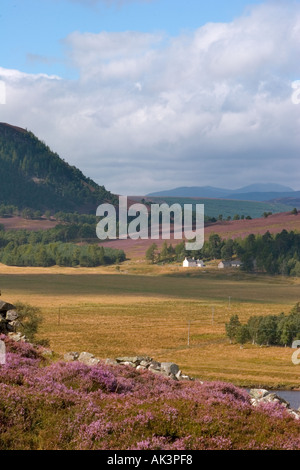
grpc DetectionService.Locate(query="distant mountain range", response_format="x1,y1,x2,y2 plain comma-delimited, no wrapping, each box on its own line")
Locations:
147,183,299,205
0,123,117,212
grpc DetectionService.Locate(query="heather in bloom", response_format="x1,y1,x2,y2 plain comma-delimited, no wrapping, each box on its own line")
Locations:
0,336,299,450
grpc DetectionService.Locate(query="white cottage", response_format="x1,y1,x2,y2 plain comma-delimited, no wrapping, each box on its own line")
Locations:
183,257,205,268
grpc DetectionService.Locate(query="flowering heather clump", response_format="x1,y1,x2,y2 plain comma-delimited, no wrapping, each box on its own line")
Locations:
0,336,300,450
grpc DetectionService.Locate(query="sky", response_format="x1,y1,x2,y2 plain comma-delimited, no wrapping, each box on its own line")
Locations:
0,0,300,195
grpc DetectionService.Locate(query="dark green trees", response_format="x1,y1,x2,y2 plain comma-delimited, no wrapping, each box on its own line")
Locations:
226,303,300,347
0,123,117,212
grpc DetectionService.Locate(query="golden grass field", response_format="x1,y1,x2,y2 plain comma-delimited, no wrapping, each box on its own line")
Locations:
1,261,300,389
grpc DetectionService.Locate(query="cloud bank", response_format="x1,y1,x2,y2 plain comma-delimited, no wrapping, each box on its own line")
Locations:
1,2,300,194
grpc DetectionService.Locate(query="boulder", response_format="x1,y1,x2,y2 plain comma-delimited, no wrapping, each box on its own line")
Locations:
265,392,290,408
140,359,152,367
7,320,20,332
0,300,16,312
148,360,161,372
64,352,79,362
8,332,27,342
249,389,300,419
40,349,54,358
116,356,151,365
249,389,269,399
6,310,19,321
250,389,290,408
78,351,100,366
160,362,180,377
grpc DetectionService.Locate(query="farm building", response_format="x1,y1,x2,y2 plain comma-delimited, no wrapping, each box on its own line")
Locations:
183,258,205,268
218,260,242,269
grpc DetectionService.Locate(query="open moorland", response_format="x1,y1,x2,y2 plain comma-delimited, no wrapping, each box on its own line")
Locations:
0,216,59,231
1,262,300,389
99,210,300,259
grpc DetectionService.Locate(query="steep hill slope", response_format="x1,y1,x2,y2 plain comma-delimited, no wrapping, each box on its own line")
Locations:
0,123,117,212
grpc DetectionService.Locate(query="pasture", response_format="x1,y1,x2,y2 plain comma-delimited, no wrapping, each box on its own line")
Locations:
1,263,300,388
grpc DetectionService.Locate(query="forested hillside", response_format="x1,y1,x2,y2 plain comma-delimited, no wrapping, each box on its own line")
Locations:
0,123,117,212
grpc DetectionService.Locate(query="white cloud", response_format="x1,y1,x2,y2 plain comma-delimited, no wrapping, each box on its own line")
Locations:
1,2,300,194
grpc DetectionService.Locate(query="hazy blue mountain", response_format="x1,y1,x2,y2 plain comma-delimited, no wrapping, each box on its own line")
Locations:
233,183,294,194
147,186,234,198
147,183,295,199
227,191,296,202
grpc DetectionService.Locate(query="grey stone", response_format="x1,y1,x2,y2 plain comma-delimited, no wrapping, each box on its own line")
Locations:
6,310,19,321
249,389,269,399
78,351,100,366
288,410,300,420
8,332,26,342
160,362,180,376
64,351,79,362
248,389,300,419
116,356,150,364
116,356,137,363
148,360,161,371
180,374,189,380
140,359,152,367
138,356,152,364
40,349,54,358
266,393,290,407
0,300,15,312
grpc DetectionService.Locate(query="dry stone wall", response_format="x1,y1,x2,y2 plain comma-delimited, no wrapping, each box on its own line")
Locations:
64,351,194,381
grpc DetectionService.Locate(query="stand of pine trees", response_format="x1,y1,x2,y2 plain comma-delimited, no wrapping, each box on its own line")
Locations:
226,303,300,347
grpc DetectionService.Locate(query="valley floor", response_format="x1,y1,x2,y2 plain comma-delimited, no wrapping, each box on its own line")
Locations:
1,262,300,389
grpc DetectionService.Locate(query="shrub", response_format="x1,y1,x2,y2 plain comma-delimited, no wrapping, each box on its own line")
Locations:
14,302,42,343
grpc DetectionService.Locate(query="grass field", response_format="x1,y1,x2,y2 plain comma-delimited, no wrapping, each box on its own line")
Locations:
1,262,300,389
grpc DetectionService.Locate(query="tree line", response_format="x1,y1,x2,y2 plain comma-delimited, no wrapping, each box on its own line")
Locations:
225,303,300,347
0,241,125,267
145,230,300,276
0,220,125,267
188,230,300,276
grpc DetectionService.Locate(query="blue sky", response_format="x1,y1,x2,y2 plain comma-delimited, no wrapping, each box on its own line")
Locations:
1,0,264,78
0,0,300,194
